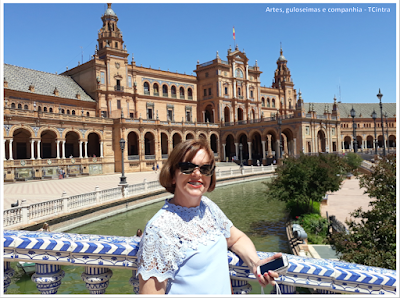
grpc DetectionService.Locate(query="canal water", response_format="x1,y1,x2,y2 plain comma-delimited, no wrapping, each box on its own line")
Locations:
7,178,291,294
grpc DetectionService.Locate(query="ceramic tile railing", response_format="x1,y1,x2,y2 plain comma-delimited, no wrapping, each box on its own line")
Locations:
3,230,396,295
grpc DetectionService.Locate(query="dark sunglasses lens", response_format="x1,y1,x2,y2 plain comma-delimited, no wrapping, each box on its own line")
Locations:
199,165,214,176
179,162,196,174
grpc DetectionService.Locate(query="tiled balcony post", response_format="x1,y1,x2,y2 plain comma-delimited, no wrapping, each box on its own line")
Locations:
31,263,65,294
129,270,140,294
81,266,113,294
3,261,15,293
231,279,252,294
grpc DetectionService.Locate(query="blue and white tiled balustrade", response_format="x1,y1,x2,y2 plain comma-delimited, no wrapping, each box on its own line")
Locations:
3,230,397,295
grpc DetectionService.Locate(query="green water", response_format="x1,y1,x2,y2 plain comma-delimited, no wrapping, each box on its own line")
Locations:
7,178,290,294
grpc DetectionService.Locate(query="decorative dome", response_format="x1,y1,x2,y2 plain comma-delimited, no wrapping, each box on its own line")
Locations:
104,3,117,16
277,46,287,62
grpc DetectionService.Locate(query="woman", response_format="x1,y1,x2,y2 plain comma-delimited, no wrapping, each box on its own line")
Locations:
39,222,50,232
136,139,281,294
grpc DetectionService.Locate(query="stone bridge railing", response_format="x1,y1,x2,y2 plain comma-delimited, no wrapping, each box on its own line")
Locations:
3,165,275,230
3,230,396,295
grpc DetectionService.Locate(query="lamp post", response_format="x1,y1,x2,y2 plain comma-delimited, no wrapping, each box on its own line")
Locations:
277,113,283,159
239,143,243,168
350,106,358,153
376,89,386,156
371,110,378,155
384,112,389,154
119,138,127,185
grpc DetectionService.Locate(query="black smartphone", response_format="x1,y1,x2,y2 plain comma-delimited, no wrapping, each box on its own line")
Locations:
257,255,289,275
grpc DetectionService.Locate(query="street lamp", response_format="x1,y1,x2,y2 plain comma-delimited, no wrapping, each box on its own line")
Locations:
377,89,386,157
277,113,283,158
385,112,389,154
371,110,378,155
239,143,243,168
119,138,127,185
350,106,358,153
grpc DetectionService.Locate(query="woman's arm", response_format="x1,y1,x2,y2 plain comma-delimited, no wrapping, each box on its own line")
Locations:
226,226,281,287
139,274,167,294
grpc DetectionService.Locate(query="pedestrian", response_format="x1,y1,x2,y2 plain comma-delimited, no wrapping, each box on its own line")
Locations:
152,164,155,172
156,163,159,172
257,160,260,166
62,169,65,179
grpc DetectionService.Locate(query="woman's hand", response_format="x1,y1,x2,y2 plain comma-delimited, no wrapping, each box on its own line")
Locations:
253,253,282,287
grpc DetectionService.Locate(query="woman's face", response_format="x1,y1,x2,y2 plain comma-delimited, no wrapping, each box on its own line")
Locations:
172,148,212,207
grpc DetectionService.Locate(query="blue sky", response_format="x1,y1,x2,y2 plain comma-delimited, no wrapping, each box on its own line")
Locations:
3,2,398,104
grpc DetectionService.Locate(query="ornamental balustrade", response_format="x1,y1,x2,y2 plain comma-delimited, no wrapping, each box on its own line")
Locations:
3,230,396,295
4,165,275,229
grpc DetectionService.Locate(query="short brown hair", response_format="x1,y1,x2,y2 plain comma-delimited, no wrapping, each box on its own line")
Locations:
159,138,216,194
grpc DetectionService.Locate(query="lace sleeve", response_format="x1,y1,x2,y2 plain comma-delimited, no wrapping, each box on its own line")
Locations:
203,197,233,238
136,214,185,283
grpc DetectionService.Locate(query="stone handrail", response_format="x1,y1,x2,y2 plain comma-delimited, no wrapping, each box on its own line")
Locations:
3,165,275,229
3,230,396,295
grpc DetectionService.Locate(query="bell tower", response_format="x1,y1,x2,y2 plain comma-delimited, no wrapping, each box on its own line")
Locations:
96,3,128,59
272,45,293,89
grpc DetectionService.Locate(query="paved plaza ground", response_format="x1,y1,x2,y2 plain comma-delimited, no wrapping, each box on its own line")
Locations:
3,166,372,229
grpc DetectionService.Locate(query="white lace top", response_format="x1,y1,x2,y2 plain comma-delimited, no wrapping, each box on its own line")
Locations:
136,196,233,292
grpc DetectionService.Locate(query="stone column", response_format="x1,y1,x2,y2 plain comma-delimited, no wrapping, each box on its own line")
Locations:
79,141,83,158
202,111,206,122
234,142,239,159
247,141,252,161
56,140,60,159
31,263,65,294
261,140,266,161
284,137,288,156
222,143,226,161
233,81,236,98
100,141,104,158
267,135,272,157
85,141,88,158
293,138,297,156
62,141,66,159
37,140,41,160
350,139,353,151
81,266,113,294
4,140,7,160
30,139,35,160
342,140,345,152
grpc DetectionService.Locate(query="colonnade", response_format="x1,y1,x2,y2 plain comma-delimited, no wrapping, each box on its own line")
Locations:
3,139,104,160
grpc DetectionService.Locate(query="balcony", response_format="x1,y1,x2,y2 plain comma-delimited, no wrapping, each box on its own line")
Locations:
188,96,193,100
163,93,168,97
144,90,150,95
171,94,177,98
114,85,124,92
153,92,159,96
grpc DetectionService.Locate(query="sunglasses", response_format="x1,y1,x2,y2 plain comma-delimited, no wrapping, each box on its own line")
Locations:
178,162,215,176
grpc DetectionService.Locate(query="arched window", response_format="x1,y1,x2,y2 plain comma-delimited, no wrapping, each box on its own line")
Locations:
24,105,28,110
162,85,168,97
67,110,70,114
87,112,90,117
144,82,150,95
44,107,47,112
261,98,265,107
235,68,243,78
272,99,275,108
49,107,53,113
188,88,193,99
18,103,22,109
38,106,42,112
238,87,241,96
11,103,16,109
72,110,76,115
180,87,185,99
267,98,270,107
171,86,176,98
62,109,65,114
153,83,159,96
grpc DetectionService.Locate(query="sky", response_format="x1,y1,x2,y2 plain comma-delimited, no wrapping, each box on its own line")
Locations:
2,1,399,104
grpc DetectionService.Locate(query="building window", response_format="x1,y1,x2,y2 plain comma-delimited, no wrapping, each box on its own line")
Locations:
115,42,118,48
238,88,241,96
144,82,150,95
61,109,65,114
162,85,168,97
171,86,177,98
130,112,134,118
186,111,191,122
72,110,75,115
43,107,47,112
205,72,209,78
225,87,228,95
179,87,185,99
272,99,275,108
117,100,121,109
128,76,132,88
86,112,90,117
67,110,70,114
204,89,207,96
24,104,28,110
167,109,173,121
38,106,42,112
235,68,243,78
49,107,53,113
250,90,253,98
262,98,265,107
224,71,227,76
306,126,310,135
147,108,153,119
100,71,105,84
188,88,193,99
101,111,107,118
153,83,159,96
208,88,211,96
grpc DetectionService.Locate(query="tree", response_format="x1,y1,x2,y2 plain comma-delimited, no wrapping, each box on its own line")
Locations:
343,152,363,174
265,153,344,216
329,154,396,270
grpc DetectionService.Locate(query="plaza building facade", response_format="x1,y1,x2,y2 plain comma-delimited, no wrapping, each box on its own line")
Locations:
3,4,396,181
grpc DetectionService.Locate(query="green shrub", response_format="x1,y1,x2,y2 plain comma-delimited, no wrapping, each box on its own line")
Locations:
293,213,329,244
